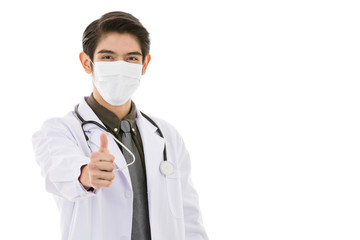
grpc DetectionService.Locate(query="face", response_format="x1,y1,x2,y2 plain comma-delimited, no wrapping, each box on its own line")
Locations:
80,32,151,75
79,32,151,107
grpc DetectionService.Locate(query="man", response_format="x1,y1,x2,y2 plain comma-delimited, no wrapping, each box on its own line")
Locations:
32,11,208,240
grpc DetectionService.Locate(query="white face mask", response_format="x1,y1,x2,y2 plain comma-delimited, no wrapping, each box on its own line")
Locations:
91,60,143,106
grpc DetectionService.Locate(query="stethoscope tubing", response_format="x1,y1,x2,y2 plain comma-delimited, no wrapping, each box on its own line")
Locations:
74,104,168,163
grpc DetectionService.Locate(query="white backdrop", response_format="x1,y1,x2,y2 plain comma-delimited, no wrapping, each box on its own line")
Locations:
0,0,359,239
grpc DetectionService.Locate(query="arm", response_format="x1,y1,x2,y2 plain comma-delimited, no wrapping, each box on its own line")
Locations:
32,118,96,201
177,135,209,240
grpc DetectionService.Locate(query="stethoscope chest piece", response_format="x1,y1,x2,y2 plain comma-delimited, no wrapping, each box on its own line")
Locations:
160,161,174,176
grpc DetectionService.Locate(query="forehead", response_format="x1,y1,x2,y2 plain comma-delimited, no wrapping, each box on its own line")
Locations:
95,32,141,54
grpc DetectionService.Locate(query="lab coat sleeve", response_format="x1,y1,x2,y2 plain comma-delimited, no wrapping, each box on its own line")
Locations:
177,134,209,240
32,118,96,202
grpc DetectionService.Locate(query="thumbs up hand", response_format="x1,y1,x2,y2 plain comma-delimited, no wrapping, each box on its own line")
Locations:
79,133,116,190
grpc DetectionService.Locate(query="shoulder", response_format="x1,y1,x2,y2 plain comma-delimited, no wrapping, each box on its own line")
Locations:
43,111,77,127
34,111,80,138
140,113,177,134
139,113,185,146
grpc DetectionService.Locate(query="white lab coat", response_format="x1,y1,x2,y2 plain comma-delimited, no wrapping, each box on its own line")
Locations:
32,97,208,240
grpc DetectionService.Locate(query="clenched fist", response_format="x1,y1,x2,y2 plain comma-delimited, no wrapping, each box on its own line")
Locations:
79,133,116,190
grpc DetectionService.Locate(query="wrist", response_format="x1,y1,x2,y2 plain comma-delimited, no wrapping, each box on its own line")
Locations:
79,165,92,190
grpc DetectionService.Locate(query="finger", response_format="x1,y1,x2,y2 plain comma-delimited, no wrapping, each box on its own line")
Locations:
99,133,109,153
90,152,115,162
88,161,114,172
91,169,115,180
91,179,114,189
96,161,116,172
98,172,116,181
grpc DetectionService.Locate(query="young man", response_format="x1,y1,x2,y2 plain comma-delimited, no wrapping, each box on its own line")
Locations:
32,11,208,240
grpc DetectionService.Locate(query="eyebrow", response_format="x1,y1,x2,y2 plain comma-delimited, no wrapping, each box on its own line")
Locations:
126,51,143,56
96,49,116,55
96,49,142,56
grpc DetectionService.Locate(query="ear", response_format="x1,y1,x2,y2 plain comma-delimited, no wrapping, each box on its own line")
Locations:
141,54,151,75
79,52,92,74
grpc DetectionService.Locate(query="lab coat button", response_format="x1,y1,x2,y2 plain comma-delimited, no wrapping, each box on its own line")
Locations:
125,190,132,198
120,236,129,240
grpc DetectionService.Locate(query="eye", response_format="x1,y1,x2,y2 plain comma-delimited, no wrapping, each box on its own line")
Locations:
127,56,141,63
101,55,113,60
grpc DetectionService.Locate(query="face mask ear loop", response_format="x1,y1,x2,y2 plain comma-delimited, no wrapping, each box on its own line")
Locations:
90,59,95,81
109,134,136,172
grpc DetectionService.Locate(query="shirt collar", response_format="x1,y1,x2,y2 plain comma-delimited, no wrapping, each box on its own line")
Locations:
86,93,138,134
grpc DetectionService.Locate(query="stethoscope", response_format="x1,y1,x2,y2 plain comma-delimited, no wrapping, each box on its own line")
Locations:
74,104,174,176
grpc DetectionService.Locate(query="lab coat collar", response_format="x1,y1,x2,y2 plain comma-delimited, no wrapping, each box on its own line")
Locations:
76,96,107,132
135,109,158,134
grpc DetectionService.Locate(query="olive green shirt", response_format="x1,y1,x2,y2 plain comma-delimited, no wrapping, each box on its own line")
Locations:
86,93,146,172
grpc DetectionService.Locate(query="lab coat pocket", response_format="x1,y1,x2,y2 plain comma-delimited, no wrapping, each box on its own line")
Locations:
166,170,184,219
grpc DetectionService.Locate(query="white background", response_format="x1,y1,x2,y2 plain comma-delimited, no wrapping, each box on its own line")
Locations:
0,0,359,239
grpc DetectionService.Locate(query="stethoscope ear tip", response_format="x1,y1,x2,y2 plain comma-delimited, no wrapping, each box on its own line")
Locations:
114,166,127,172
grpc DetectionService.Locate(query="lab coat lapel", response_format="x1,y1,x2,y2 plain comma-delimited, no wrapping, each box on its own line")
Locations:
136,110,165,196
77,98,132,187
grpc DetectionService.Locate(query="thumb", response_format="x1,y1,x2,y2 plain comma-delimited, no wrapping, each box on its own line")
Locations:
99,133,109,153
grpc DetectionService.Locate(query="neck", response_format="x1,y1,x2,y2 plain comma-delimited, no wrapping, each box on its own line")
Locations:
92,91,131,120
